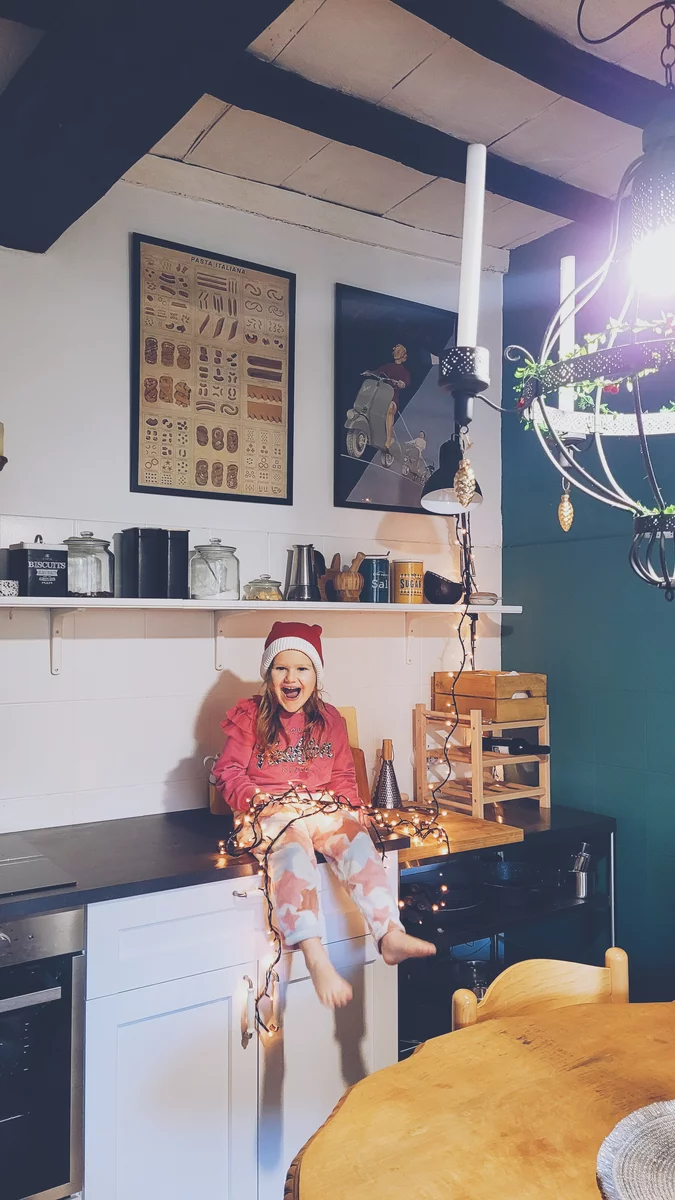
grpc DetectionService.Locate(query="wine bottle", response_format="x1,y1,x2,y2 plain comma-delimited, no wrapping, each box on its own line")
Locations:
482,735,550,756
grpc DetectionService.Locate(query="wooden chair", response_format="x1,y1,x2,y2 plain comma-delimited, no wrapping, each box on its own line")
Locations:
452,947,629,1031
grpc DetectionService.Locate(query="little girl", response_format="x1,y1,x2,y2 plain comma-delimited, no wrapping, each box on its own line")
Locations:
214,621,435,1008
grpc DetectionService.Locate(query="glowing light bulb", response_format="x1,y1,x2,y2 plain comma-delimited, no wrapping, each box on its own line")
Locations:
440,884,448,893
631,224,675,297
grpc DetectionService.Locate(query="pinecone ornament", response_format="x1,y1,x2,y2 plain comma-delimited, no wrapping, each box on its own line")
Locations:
558,489,574,532
453,456,476,507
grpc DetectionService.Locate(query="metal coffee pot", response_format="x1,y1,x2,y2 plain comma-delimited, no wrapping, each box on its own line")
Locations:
284,544,326,602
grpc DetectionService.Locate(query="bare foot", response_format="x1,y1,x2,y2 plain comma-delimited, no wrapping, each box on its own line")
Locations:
301,937,353,1008
381,928,436,966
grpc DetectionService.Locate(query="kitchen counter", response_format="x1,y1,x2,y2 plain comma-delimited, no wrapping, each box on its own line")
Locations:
0,807,410,920
0,803,615,921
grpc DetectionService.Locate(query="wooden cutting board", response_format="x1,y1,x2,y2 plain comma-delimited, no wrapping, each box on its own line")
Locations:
396,806,523,866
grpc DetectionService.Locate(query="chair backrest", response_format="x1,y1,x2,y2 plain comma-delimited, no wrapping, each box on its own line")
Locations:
337,706,360,748
452,947,629,1030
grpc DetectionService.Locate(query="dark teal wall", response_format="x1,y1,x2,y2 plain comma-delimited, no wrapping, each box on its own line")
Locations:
502,221,675,1001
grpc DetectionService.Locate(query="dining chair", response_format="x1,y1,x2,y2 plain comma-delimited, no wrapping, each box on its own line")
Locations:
451,947,629,1030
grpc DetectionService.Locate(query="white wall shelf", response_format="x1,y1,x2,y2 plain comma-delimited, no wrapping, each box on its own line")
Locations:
0,597,522,676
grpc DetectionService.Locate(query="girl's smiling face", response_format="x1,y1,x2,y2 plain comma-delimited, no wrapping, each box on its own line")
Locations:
270,650,317,713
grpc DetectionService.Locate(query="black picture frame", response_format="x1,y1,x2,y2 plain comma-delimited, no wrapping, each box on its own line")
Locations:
131,233,295,505
333,283,457,515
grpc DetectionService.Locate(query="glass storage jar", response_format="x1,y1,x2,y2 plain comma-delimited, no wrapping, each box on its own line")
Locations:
243,574,283,601
63,532,114,597
190,540,239,600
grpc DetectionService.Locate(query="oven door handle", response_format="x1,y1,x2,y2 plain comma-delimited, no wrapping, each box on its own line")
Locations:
0,986,62,1014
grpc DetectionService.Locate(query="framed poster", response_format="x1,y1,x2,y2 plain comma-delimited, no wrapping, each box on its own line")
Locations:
334,284,457,514
131,234,295,504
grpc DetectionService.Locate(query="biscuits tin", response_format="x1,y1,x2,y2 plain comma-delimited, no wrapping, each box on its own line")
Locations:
6,537,68,597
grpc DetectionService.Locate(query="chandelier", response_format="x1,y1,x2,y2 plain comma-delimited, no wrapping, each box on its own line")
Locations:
438,1,675,600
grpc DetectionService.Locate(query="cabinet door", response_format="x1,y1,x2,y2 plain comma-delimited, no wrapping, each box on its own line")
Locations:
258,937,397,1200
84,964,257,1200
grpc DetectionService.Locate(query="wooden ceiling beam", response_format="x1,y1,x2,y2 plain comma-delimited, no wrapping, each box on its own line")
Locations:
0,0,291,252
211,53,611,225
392,0,662,130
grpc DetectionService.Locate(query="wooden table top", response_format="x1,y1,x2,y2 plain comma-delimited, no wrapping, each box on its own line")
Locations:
289,1003,675,1200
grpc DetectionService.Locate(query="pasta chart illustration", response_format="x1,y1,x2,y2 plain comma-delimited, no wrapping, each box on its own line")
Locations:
132,235,295,504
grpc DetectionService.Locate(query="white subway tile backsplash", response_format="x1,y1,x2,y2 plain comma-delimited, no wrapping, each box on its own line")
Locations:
71,778,206,825
0,701,76,800
72,694,203,792
0,791,75,834
0,515,75,548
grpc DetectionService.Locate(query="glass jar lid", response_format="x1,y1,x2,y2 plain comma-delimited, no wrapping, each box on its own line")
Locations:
246,573,281,588
193,538,236,554
63,531,110,549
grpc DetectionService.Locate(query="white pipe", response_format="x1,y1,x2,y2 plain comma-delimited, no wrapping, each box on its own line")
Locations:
558,255,576,412
457,144,487,347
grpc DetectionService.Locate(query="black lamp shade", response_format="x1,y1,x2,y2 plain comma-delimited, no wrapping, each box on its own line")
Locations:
421,439,483,514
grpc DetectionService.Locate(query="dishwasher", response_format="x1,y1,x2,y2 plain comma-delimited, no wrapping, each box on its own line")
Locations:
0,908,84,1200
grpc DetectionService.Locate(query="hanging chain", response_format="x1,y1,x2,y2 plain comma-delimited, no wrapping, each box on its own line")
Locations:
662,2,675,88
577,0,675,87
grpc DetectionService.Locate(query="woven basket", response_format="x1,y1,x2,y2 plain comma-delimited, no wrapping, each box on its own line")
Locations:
597,1099,675,1199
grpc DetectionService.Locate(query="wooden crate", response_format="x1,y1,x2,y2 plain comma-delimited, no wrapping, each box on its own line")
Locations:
413,702,551,820
433,670,547,722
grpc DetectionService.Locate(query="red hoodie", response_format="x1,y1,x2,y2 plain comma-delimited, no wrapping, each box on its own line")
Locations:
213,696,362,813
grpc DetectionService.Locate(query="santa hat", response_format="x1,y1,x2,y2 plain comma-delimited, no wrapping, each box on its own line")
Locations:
260,622,324,686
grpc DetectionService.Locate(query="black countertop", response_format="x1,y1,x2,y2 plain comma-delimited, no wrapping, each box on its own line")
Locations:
0,803,615,922
0,807,410,921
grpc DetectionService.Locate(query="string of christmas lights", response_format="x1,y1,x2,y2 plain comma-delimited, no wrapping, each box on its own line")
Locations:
220,787,451,1033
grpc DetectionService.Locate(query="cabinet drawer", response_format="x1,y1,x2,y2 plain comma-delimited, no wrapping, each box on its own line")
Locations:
86,878,267,999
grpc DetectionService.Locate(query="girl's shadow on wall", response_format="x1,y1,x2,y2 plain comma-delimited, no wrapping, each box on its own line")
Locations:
163,670,260,809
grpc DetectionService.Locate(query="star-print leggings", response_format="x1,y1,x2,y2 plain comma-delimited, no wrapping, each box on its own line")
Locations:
247,801,404,948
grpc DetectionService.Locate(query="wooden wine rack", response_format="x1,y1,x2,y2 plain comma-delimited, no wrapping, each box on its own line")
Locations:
413,703,551,820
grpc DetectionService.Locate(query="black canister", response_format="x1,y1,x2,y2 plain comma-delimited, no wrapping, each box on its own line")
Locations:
116,528,189,598
7,536,68,597
359,555,390,603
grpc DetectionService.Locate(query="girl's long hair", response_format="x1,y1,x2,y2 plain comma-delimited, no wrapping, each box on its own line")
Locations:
255,668,327,757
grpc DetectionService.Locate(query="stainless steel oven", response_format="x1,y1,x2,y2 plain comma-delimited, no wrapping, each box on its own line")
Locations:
0,909,84,1200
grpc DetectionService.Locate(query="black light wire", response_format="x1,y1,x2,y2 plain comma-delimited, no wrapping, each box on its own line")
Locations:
225,773,453,1032
577,0,665,45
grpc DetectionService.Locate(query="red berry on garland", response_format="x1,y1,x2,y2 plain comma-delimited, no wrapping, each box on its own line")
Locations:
603,383,620,394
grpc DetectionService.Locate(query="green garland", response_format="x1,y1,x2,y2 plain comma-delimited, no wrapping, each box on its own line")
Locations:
513,313,675,416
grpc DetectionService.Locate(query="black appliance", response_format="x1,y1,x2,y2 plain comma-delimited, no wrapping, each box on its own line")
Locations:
116,527,189,598
0,835,76,899
0,909,84,1200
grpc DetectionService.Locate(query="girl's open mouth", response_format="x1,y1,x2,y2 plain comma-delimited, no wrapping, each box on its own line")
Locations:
282,685,302,700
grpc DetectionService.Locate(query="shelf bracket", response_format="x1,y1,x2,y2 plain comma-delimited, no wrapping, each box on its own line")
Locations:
214,609,249,671
404,612,415,665
215,611,227,672
49,608,79,675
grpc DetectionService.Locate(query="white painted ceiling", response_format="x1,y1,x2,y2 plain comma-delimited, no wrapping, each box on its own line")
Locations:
503,0,666,83
150,98,570,250
2,0,666,251
147,0,657,250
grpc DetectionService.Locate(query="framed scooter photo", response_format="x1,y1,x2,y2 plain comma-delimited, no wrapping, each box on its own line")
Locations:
333,284,457,514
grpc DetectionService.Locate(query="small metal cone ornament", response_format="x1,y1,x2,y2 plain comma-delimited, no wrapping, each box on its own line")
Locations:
372,759,402,810
558,491,574,532
453,456,476,508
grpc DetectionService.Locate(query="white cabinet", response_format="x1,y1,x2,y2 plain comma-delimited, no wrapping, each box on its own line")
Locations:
83,860,399,1200
84,964,258,1200
258,935,397,1200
